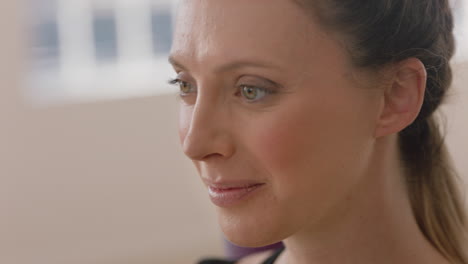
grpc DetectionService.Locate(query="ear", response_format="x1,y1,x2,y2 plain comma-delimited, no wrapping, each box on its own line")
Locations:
374,58,427,138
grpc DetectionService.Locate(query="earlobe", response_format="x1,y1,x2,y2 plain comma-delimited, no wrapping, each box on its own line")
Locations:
374,58,427,138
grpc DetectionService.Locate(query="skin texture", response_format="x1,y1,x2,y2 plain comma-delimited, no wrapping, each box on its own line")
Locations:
168,1,450,263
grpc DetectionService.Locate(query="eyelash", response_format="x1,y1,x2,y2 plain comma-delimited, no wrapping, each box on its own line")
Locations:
167,78,276,102
167,78,186,88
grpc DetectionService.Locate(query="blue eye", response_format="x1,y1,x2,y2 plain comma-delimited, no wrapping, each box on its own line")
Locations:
168,78,275,102
240,85,271,102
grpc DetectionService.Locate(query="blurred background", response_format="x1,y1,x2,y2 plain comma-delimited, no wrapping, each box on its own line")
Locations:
1,0,467,263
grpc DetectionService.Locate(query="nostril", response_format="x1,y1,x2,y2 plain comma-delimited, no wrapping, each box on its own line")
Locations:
203,153,224,161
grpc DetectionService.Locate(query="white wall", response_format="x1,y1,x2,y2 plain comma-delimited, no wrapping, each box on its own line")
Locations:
1,1,467,264
444,61,468,189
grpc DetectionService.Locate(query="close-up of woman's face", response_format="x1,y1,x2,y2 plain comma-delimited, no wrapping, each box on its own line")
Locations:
169,0,384,247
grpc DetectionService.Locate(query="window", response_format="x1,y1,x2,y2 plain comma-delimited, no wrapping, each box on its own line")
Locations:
453,0,468,62
25,0,176,106
31,15,60,69
151,8,173,55
93,10,118,63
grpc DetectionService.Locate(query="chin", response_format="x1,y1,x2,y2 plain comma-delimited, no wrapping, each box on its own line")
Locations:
216,207,290,248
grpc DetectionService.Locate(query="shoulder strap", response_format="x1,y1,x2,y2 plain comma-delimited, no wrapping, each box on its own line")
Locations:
262,247,285,264
198,259,235,264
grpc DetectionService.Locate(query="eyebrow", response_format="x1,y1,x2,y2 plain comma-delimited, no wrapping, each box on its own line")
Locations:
168,55,281,73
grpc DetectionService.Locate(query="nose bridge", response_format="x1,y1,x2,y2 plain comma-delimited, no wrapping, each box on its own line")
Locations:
182,90,234,161
190,94,217,138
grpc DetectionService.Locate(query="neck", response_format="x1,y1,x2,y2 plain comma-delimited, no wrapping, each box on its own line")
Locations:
277,135,448,264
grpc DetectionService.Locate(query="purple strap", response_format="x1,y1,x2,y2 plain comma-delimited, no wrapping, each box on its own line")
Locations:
223,237,284,261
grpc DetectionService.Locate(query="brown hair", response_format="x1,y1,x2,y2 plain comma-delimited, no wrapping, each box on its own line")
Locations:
295,0,467,263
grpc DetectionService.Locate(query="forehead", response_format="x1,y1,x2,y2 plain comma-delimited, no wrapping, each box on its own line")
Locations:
170,0,328,71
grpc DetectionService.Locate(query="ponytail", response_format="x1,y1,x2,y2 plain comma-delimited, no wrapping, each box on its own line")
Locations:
400,117,467,263
296,0,468,262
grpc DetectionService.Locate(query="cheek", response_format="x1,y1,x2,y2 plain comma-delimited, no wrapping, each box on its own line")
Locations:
244,112,322,214
249,94,373,199
252,102,339,181
255,118,308,175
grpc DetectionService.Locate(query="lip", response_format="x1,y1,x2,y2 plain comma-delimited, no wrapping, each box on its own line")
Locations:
207,182,265,208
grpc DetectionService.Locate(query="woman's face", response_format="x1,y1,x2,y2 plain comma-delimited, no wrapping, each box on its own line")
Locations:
170,0,381,247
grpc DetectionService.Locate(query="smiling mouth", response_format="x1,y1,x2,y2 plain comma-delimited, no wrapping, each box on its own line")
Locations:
207,183,265,208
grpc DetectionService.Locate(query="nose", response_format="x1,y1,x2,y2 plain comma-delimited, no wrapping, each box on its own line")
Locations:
180,94,235,161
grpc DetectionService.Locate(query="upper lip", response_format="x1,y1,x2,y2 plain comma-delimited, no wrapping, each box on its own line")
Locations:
202,178,265,190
